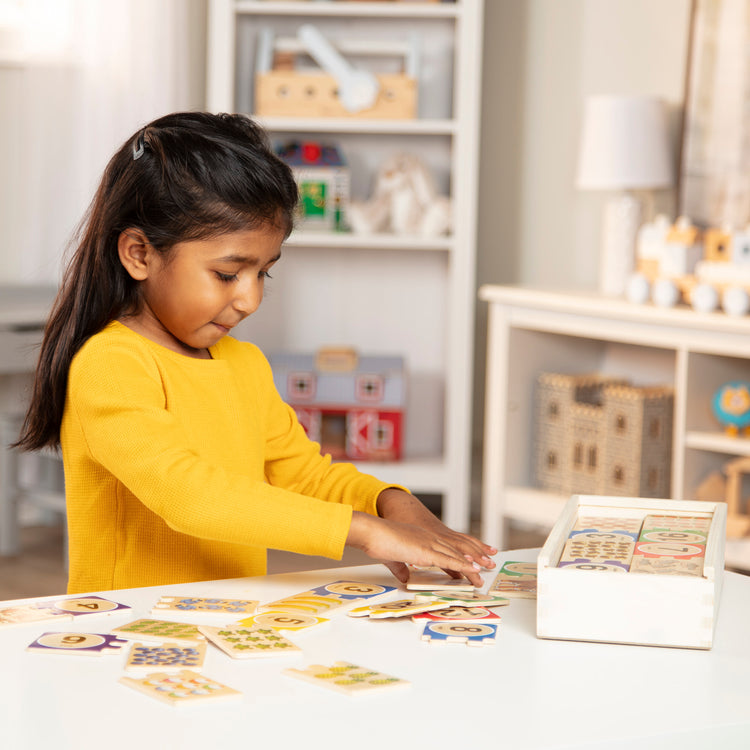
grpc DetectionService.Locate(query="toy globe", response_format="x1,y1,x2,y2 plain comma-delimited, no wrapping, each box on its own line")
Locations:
712,381,750,436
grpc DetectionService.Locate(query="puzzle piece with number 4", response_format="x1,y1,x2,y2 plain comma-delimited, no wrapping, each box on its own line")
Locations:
0,596,131,629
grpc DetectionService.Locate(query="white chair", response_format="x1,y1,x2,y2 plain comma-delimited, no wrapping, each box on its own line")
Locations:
0,413,67,563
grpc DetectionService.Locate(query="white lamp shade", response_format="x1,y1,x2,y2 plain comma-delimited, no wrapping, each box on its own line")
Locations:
576,95,673,191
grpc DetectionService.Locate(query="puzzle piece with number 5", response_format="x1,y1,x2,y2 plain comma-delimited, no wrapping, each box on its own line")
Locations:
236,611,329,631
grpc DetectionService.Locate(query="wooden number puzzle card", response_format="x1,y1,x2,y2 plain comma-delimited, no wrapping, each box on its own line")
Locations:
284,661,409,696
557,515,641,572
411,605,501,624
406,567,476,592
27,632,129,656
110,619,206,644
420,621,499,647
125,642,207,672
198,625,301,659
558,531,637,572
630,515,708,576
259,581,396,616
0,603,72,629
120,670,242,707
488,561,538,599
236,611,329,632
151,596,258,616
0,596,130,629
51,596,132,617
427,591,510,608
348,598,451,619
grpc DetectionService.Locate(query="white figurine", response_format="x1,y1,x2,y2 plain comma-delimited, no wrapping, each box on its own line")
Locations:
348,153,452,237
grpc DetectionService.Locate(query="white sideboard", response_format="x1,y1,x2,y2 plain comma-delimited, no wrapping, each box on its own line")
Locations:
479,285,750,570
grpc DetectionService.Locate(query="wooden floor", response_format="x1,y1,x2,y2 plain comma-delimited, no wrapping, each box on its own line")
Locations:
0,521,548,601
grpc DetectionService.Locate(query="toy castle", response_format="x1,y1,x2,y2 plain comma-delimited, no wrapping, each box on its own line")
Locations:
534,373,674,498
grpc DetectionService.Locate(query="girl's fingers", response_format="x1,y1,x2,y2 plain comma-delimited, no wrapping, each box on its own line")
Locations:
384,560,410,583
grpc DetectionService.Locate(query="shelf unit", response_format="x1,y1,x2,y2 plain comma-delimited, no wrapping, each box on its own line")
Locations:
206,0,484,530
479,285,750,570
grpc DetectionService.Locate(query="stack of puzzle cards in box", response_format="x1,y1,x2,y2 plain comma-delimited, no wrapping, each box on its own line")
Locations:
537,495,724,648
556,513,710,577
557,515,642,572
630,515,710,576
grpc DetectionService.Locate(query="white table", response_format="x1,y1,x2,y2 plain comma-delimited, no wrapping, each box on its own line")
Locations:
2,551,750,750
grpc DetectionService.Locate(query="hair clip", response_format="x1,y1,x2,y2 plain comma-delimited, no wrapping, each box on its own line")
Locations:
132,131,145,160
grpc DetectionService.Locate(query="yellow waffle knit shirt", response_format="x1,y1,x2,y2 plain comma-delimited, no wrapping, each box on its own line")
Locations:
61,321,395,593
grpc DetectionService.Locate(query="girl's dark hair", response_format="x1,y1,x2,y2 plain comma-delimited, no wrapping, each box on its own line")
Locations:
16,111,298,451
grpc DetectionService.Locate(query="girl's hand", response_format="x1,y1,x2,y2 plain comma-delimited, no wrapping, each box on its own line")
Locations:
377,488,496,572
346,490,497,587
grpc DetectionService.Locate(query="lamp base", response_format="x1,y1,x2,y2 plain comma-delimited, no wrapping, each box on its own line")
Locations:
600,193,643,297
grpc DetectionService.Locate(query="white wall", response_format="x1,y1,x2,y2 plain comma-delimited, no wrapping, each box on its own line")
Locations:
0,0,207,284
0,0,698,519
472,0,694,502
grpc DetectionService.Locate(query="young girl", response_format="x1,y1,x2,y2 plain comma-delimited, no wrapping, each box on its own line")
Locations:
16,112,496,594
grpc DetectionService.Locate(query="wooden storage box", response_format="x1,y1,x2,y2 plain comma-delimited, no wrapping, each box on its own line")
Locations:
256,71,416,119
254,30,418,119
537,495,726,649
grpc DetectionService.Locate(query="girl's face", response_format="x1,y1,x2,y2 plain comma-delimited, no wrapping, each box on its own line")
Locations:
121,225,284,358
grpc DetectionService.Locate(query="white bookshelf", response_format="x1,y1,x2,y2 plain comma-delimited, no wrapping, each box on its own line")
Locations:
479,285,750,570
206,0,484,530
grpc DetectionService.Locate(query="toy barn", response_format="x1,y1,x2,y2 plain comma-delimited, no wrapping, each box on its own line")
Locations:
270,348,405,462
